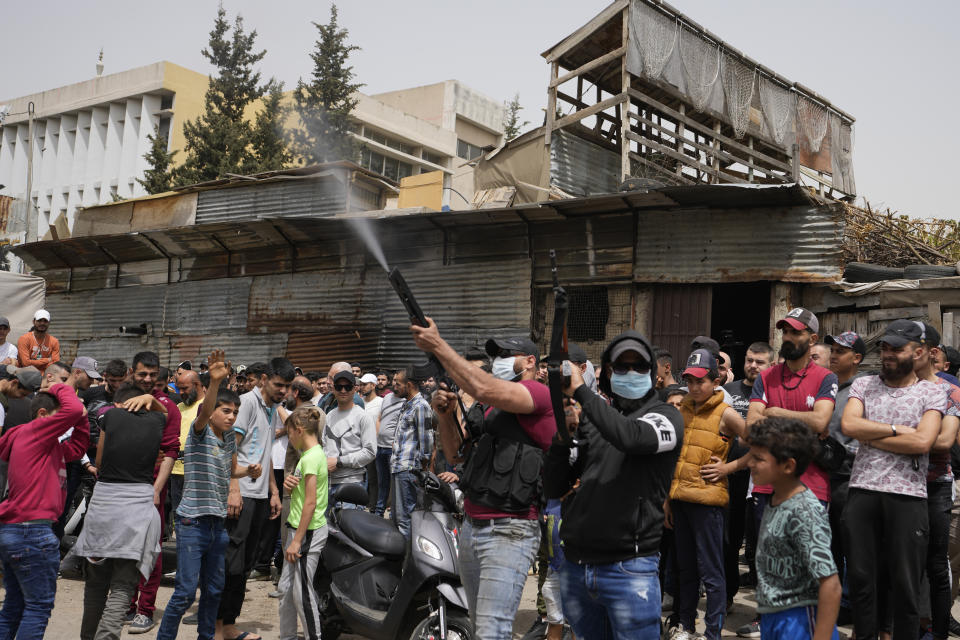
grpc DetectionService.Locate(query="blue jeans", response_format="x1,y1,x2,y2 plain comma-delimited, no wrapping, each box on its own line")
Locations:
156,515,228,640
374,447,392,516
560,554,661,640
0,522,60,640
460,517,540,640
391,470,418,539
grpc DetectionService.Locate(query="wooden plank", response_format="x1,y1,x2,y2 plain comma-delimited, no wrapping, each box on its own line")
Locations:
556,91,621,126
627,87,793,173
545,62,558,146
628,114,761,176
943,312,955,347
867,306,924,322
553,92,627,131
626,131,748,184
541,0,629,62
620,13,630,181
551,45,627,88
929,301,943,334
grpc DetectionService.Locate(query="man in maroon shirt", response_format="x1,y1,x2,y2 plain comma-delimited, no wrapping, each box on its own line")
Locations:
740,307,837,637
412,322,553,640
124,351,182,633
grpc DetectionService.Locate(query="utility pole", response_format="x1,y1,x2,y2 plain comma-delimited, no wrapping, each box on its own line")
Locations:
24,102,35,243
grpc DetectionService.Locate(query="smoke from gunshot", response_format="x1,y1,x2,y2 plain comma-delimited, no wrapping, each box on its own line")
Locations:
347,217,389,272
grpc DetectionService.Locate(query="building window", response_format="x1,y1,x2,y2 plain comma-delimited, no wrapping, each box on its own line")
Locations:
360,146,411,182
567,287,609,342
422,150,445,166
457,139,484,161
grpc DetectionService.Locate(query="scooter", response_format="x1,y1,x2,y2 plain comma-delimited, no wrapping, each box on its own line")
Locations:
316,470,471,640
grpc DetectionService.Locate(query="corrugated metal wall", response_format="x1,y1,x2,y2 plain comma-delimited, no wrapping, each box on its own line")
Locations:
196,177,349,224
550,130,621,197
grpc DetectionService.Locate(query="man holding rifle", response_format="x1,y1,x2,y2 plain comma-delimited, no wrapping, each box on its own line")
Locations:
410,321,554,640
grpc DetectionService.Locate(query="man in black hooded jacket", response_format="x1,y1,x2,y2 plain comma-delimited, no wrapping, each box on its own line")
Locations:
544,330,683,639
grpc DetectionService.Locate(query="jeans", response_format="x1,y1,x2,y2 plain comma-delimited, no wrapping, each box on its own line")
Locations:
561,554,661,640
672,501,725,640
81,558,141,640
0,522,60,640
391,470,418,539
843,488,928,640
156,516,228,640
374,447,393,516
460,517,540,640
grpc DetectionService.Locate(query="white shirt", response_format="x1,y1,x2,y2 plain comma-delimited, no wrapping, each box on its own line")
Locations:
0,343,17,364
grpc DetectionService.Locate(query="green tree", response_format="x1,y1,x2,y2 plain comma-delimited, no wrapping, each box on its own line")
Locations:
174,5,266,185
136,126,178,194
292,4,363,165
502,93,529,140
250,81,292,171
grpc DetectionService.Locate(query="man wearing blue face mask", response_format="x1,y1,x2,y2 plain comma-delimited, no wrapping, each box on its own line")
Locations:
410,324,555,640
543,330,684,639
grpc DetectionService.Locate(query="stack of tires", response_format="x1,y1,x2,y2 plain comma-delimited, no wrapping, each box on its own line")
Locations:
843,262,959,283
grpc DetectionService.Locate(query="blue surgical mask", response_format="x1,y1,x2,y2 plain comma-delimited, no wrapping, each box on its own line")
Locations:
492,356,518,381
610,370,652,400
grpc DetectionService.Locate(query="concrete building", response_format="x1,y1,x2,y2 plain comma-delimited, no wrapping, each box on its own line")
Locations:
0,62,208,237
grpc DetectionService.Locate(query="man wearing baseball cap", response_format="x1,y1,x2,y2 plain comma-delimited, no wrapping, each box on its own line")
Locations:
842,319,949,640
16,310,59,373
740,307,838,637
0,366,41,426
70,356,102,392
411,322,553,639
0,318,18,366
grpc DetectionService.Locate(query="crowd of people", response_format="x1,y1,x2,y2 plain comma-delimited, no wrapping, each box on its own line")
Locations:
0,303,959,640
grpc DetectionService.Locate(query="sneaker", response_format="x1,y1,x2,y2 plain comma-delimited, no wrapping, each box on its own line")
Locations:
920,628,933,640
736,619,761,638
524,618,547,639
248,568,272,581
182,613,199,625
128,614,155,634
666,623,693,640
950,616,960,637
122,611,136,626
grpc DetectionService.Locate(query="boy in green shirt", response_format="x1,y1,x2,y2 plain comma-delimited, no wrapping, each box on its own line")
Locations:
747,417,841,640
278,404,328,640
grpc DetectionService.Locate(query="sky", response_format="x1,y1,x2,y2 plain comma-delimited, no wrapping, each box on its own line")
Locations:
3,0,958,220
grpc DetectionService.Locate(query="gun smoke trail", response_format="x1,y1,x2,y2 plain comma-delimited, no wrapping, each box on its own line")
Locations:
346,217,390,272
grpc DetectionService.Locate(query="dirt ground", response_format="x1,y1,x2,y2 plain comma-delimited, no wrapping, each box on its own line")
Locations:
33,566,800,640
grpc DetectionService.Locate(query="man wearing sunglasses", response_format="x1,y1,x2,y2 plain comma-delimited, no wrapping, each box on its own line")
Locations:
544,330,684,639
322,370,375,510
411,322,554,640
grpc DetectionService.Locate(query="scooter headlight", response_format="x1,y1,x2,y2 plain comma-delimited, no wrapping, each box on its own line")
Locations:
417,535,443,561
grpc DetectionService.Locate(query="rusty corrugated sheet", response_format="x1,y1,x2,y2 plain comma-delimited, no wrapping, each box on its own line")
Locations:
248,269,376,334
285,332,380,372
164,278,252,334
0,196,12,233
93,286,166,334
76,336,174,367
633,204,844,283
532,213,635,285
195,177,348,224
169,332,287,367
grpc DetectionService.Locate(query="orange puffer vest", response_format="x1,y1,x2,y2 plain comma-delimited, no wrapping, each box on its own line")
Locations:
668,390,731,507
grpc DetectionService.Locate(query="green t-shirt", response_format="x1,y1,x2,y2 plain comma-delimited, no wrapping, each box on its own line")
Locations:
756,486,837,613
287,444,329,531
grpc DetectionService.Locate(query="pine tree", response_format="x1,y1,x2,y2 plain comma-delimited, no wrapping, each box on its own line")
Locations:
502,93,529,141
136,126,177,194
174,6,266,185
250,81,292,172
292,4,363,165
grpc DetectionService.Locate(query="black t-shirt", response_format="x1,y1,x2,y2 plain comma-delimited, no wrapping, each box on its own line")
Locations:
98,408,166,484
81,385,112,407
723,379,753,463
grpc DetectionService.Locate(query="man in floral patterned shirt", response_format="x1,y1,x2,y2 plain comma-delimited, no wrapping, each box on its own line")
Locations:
841,319,949,640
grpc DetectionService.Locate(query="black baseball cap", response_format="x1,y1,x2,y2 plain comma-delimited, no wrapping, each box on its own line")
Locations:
609,338,652,364
568,343,588,364
825,331,867,357
880,319,925,347
921,322,941,347
690,336,720,358
485,337,540,363
178,361,192,370
945,346,960,368
332,370,356,386
683,348,719,379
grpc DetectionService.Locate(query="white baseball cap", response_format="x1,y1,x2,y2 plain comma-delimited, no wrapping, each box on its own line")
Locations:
34,309,50,321
359,373,378,384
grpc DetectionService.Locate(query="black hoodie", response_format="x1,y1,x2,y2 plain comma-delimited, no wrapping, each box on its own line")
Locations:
544,330,684,564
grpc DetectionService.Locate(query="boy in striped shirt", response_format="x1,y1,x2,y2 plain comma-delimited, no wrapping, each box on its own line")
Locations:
156,350,262,640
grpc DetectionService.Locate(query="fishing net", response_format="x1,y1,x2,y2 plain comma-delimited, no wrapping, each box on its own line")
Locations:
830,113,856,193
797,95,828,154
758,75,794,147
635,2,677,79
679,27,719,112
721,54,755,138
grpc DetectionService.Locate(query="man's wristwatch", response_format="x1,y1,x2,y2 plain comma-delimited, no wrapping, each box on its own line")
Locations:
335,459,343,469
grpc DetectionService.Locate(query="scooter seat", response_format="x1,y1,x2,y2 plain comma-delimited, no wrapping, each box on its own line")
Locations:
338,509,406,558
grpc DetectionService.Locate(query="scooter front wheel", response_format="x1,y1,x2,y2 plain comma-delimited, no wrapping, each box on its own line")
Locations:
407,609,472,640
